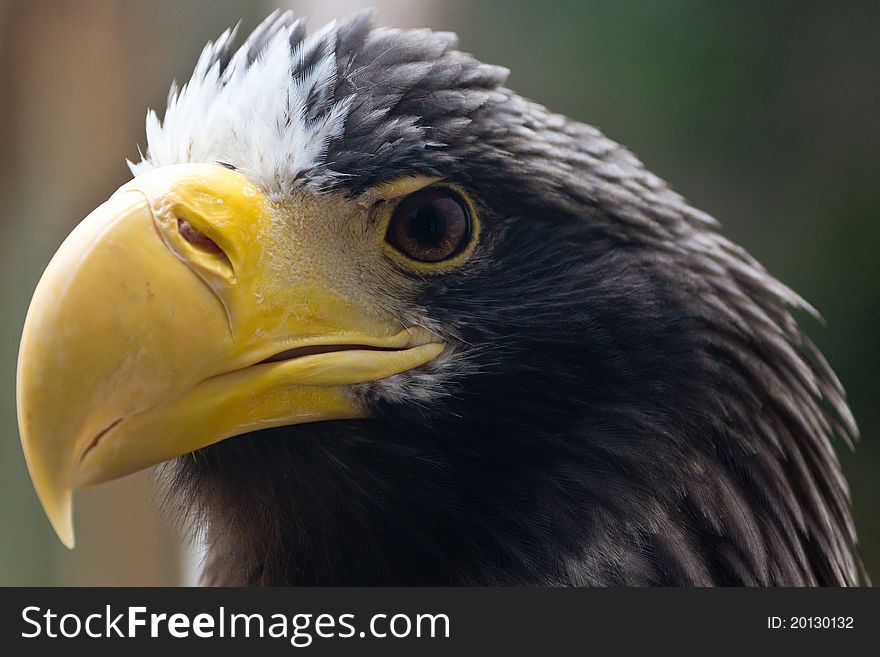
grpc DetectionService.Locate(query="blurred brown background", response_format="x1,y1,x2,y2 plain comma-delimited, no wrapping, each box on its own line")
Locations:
1,0,877,585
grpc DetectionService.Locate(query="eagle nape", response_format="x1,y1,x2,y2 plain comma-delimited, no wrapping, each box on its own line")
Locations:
17,9,865,586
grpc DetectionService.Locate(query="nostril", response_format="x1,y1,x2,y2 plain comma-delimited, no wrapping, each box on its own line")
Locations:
178,218,224,255
172,217,235,282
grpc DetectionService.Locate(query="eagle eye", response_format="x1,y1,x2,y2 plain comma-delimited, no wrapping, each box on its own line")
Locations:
385,188,472,263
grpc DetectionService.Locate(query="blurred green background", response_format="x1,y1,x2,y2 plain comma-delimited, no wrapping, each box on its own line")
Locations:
0,0,876,585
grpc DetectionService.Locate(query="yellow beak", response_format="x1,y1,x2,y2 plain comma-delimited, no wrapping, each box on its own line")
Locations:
17,163,443,548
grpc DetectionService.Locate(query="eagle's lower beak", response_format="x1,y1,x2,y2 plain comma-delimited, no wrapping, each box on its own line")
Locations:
17,163,443,548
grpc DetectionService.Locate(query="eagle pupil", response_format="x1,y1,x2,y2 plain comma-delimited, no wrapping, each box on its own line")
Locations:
409,205,445,244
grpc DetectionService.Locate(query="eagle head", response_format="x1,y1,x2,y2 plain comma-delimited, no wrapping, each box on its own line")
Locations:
17,10,862,585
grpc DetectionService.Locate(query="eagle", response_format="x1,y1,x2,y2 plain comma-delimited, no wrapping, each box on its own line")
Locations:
17,9,865,586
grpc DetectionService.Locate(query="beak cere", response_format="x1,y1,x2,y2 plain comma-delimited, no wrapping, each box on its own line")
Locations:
16,163,444,548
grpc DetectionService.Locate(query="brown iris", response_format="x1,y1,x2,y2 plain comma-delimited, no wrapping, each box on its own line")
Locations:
385,188,471,263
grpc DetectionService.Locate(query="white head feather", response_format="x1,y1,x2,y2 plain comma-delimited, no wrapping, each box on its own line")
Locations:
129,16,350,196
